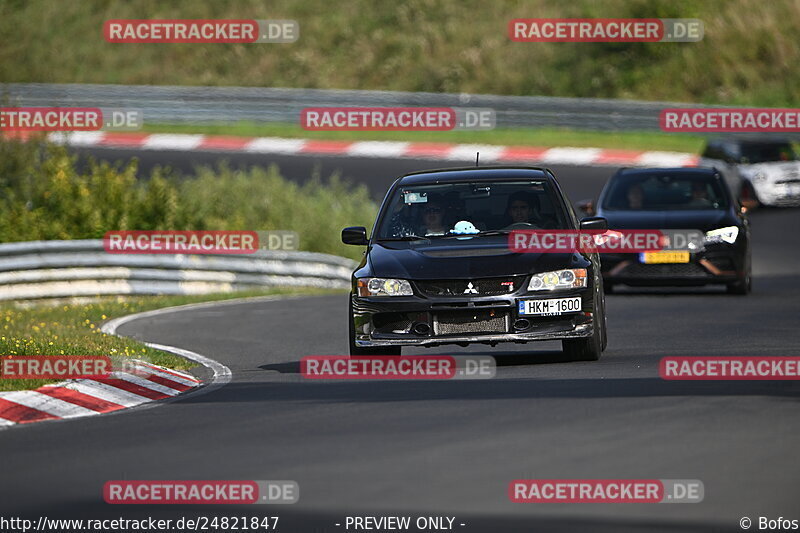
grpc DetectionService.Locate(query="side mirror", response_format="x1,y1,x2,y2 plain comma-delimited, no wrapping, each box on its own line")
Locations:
579,217,608,231
342,226,369,245
577,199,595,216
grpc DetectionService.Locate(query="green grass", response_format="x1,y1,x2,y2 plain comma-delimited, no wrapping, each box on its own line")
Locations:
143,122,707,153
2,0,798,106
0,287,341,392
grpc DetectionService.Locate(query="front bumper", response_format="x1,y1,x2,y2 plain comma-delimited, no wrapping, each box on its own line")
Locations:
600,244,745,286
351,287,596,348
753,180,800,206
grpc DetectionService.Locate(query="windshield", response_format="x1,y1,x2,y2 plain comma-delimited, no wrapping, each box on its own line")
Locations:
602,173,729,211
375,180,570,240
739,142,797,164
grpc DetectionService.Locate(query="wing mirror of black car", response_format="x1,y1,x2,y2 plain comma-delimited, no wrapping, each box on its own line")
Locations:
579,217,608,231
577,199,596,216
342,226,369,245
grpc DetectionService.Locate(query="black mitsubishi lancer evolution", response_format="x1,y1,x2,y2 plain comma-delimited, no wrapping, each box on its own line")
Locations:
341,166,609,361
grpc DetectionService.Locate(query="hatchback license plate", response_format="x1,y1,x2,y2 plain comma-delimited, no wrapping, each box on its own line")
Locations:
640,251,690,264
518,297,582,316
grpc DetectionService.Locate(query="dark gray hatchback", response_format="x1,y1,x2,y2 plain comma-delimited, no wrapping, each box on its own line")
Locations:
580,167,751,295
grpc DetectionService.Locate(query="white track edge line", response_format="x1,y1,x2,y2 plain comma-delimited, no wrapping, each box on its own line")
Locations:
99,294,307,398
0,296,294,431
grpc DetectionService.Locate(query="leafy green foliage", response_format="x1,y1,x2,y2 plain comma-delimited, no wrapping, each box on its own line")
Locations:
0,136,377,260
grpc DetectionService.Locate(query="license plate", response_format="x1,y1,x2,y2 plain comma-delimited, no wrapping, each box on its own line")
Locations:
640,251,690,264
518,297,581,316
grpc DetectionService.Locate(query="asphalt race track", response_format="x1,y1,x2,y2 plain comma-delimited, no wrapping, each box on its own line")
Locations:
68,146,614,201
2,148,800,532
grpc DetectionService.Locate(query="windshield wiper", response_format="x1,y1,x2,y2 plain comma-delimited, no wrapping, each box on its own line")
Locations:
380,231,500,241
474,230,511,236
378,235,431,241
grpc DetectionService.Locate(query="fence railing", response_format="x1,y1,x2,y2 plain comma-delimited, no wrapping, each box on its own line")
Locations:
0,240,356,300
2,82,714,132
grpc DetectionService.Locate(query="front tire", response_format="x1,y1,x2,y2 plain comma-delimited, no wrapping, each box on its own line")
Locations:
599,287,608,352
727,250,752,295
727,272,751,295
562,277,606,361
562,319,602,361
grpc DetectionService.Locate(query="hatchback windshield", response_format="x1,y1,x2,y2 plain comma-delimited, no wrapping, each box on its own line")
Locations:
601,173,729,211
376,180,569,239
739,142,797,164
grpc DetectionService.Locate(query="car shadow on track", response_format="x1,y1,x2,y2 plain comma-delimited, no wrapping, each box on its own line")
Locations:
607,286,729,296
258,350,571,374
191,373,800,404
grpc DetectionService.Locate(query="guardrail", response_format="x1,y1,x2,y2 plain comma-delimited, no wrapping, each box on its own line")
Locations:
2,82,713,132
0,240,357,300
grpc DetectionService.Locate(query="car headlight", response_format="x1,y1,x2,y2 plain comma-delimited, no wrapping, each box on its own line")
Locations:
704,226,739,245
527,269,587,291
753,172,766,182
357,278,413,297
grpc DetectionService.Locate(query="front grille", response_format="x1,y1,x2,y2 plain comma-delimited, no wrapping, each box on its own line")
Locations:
416,276,523,297
622,262,708,277
771,197,800,205
433,310,509,335
372,313,412,334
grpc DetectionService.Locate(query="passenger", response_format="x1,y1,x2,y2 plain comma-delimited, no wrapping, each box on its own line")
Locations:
387,202,416,237
504,191,540,226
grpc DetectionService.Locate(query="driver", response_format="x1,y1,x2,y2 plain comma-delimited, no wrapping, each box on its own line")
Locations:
626,183,645,209
688,181,712,207
505,191,541,226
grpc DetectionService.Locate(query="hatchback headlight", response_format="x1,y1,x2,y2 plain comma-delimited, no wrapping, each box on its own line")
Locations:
527,269,587,291
357,278,413,297
704,226,739,245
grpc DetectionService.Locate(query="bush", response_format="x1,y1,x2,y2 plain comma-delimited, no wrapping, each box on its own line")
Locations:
0,136,377,260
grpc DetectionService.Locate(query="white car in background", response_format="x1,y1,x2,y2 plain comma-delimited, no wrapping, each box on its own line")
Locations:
699,137,800,207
